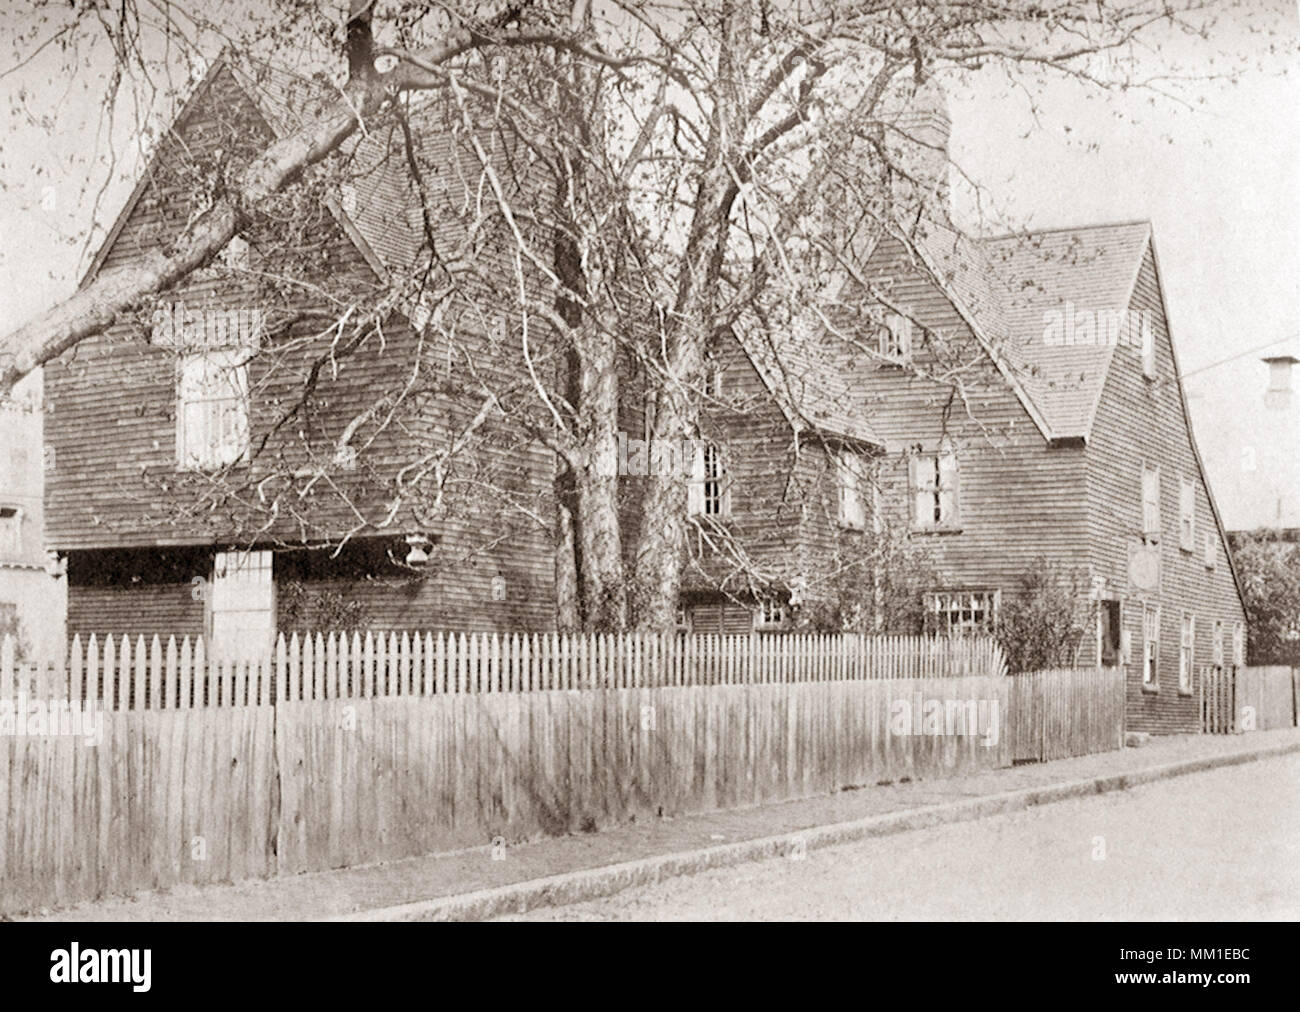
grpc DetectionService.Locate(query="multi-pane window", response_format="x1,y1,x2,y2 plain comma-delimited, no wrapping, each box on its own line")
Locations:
910,446,959,529
1203,530,1217,569
878,312,913,364
178,349,251,470
754,601,789,632
1179,611,1195,694
1142,603,1161,688
1212,619,1225,667
1141,464,1161,540
1231,621,1245,667
926,590,999,636
688,443,728,518
1179,477,1196,551
836,450,868,529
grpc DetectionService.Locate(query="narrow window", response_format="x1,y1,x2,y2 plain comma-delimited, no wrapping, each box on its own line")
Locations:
836,450,867,530
1143,603,1161,689
1231,621,1245,667
1212,619,1225,668
689,443,729,518
1179,611,1195,694
1141,464,1161,541
1179,477,1195,552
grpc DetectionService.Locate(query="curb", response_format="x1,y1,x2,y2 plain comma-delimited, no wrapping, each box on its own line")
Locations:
329,738,1300,922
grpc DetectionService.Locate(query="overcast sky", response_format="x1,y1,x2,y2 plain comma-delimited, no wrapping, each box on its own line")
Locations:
1,0,1296,517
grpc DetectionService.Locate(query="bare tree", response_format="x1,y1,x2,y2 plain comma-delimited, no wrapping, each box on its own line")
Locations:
1,0,1279,632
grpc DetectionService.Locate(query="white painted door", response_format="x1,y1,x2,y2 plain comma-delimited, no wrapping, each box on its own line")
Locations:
208,550,275,660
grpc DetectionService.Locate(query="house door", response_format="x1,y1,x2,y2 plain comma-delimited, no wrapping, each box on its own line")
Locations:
207,550,275,660
1098,598,1122,669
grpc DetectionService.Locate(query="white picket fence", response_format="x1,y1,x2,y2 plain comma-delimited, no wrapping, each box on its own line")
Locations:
2,630,1008,705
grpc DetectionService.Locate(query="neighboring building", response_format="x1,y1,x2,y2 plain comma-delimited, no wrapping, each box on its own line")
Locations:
45,60,561,655
0,371,66,659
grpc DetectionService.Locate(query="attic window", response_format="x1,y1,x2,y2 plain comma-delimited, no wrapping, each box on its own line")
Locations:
1141,325,1157,380
878,312,913,364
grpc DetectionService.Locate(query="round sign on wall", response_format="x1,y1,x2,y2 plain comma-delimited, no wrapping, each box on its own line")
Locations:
1128,544,1160,592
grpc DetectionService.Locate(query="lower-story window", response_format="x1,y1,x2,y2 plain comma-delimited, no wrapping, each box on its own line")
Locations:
753,601,789,632
1179,611,1195,694
925,589,999,636
1142,603,1161,689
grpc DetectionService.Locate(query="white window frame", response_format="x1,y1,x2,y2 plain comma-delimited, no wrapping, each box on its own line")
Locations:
836,450,867,530
688,442,729,519
1178,476,1196,552
925,589,999,636
753,601,789,632
1178,611,1195,694
910,445,960,531
1231,621,1245,667
177,348,252,471
1142,603,1161,689
1141,464,1161,541
1141,320,1157,379
1212,619,1225,667
878,312,913,364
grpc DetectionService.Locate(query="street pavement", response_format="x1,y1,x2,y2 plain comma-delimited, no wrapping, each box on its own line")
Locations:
501,753,1300,920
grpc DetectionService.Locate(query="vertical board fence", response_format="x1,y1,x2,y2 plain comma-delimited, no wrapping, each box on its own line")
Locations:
1008,668,1126,763
0,631,1036,915
1201,665,1299,734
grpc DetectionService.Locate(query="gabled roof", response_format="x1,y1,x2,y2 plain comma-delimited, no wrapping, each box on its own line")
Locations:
905,218,1153,442
732,311,884,448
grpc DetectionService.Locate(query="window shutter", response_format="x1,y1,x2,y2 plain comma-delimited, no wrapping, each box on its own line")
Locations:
939,448,959,524
897,315,913,359
908,456,922,526
687,443,705,516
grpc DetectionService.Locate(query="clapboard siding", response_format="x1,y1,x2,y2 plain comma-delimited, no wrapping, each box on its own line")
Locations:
68,584,205,640
851,239,1090,594
46,65,560,633
1083,245,1246,732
